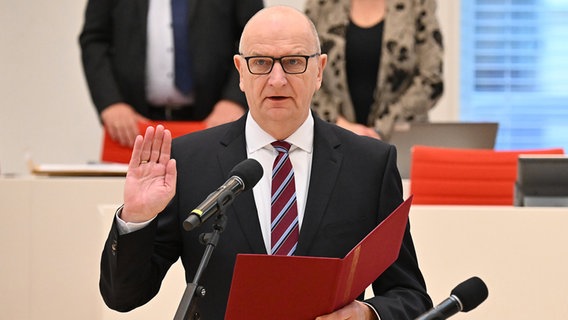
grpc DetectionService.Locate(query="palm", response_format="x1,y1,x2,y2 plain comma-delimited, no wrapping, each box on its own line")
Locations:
121,125,177,222
124,161,176,220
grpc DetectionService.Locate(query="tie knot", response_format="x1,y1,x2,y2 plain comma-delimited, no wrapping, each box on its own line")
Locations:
271,141,291,153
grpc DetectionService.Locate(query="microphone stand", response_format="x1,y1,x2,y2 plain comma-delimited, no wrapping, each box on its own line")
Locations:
173,213,228,320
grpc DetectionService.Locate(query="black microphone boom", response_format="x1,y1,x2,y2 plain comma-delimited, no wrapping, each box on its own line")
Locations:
415,276,488,320
182,159,263,231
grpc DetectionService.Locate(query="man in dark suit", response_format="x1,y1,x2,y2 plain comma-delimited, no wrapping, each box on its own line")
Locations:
79,0,263,147
100,6,432,319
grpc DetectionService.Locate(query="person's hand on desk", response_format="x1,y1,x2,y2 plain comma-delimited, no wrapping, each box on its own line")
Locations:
315,300,378,320
102,102,150,147
336,116,381,140
121,125,177,223
204,99,246,128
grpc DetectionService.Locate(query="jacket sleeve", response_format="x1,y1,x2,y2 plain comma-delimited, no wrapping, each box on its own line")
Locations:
78,0,124,115
363,145,433,319
99,206,182,312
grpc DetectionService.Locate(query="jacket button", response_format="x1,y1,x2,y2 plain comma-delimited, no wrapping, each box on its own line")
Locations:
111,240,118,255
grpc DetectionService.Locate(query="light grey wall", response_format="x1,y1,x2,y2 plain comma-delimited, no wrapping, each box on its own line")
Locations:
0,0,457,175
0,0,101,175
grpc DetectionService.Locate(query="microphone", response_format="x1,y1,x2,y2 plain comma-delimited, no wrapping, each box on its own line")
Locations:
182,158,263,231
415,276,488,320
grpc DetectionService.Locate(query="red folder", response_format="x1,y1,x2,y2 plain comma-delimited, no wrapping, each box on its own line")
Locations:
100,121,205,163
225,196,413,320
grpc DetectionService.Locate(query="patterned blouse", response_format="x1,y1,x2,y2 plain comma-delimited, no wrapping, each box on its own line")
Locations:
305,0,444,140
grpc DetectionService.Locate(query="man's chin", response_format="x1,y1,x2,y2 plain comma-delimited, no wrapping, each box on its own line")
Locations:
266,107,292,118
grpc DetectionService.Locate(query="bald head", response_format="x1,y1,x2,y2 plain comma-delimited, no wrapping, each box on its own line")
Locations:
239,6,321,55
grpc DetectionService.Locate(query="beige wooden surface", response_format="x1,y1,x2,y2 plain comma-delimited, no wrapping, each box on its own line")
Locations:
1,176,567,319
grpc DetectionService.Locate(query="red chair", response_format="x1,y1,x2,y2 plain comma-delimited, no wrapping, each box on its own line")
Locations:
409,145,564,205
101,121,206,164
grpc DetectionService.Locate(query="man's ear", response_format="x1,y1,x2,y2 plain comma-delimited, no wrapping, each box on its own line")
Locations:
233,55,245,92
316,53,328,90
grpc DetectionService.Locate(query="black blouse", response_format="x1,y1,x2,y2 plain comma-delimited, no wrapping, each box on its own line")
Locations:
345,20,384,125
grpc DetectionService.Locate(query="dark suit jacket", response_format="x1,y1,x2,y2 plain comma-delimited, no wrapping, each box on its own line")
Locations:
79,0,263,119
100,115,432,319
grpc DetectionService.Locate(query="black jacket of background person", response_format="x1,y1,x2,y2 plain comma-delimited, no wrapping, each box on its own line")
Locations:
79,0,264,120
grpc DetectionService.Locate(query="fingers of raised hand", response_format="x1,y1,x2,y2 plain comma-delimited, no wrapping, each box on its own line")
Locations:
139,126,156,164
150,125,165,163
159,129,173,164
129,125,172,167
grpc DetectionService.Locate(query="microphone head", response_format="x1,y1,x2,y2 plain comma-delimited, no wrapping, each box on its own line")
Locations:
451,276,489,312
229,159,263,191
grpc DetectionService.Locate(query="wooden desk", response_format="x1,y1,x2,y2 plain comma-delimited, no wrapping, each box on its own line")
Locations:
1,176,567,319
0,176,184,320
409,205,568,319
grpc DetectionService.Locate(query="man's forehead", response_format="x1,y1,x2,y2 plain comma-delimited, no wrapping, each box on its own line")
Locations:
242,42,312,56
241,30,314,55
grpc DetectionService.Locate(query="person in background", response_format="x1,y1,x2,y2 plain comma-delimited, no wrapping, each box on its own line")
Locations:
305,0,444,141
99,6,431,319
79,0,264,147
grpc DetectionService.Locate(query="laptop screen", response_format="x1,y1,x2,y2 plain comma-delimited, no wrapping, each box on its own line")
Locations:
388,122,498,179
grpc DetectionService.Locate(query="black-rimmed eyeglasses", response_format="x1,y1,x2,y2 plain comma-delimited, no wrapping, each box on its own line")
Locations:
241,53,320,75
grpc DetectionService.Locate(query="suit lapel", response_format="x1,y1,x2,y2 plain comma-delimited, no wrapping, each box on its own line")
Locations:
217,117,267,254
295,117,343,256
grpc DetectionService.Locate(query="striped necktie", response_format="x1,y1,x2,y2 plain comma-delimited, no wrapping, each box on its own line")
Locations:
270,141,299,256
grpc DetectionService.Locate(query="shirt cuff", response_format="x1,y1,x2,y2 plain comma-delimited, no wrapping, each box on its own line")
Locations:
115,205,155,235
361,301,381,320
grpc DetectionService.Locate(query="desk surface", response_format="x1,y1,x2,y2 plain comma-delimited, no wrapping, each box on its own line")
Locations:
1,176,567,320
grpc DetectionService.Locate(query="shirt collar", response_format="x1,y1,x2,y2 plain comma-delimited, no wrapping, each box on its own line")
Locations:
245,112,314,154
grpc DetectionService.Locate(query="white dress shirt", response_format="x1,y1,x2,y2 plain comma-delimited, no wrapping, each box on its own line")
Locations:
146,0,193,106
245,112,314,253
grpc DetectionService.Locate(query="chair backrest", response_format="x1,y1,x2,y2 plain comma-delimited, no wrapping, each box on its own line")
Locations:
409,145,564,205
101,121,205,163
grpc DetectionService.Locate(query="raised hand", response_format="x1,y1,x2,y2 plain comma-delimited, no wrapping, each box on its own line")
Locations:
121,125,177,223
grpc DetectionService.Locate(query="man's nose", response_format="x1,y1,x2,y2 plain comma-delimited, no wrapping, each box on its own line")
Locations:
268,61,287,85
